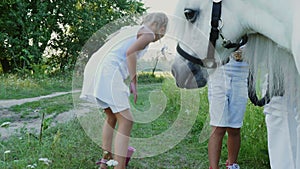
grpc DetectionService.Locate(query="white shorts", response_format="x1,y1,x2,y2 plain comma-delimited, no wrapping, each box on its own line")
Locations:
96,98,129,113
208,60,249,128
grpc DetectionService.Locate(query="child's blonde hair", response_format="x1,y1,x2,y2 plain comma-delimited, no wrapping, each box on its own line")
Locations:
142,12,168,31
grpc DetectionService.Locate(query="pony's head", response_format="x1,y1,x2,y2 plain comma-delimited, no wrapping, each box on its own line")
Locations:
171,0,247,88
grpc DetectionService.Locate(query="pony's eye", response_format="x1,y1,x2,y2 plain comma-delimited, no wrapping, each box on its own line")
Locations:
184,8,199,23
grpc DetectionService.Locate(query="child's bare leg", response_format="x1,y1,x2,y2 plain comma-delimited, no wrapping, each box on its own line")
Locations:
101,108,117,168
226,128,241,165
114,109,133,169
208,126,226,169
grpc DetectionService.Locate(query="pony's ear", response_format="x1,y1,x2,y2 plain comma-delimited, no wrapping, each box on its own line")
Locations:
292,8,300,75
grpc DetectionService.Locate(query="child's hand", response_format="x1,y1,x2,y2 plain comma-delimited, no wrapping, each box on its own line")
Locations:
130,81,138,104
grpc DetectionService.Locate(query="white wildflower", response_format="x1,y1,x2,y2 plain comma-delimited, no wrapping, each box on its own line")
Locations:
185,109,190,114
27,163,37,168
4,150,11,154
29,38,33,46
106,159,118,166
0,122,11,128
39,158,52,165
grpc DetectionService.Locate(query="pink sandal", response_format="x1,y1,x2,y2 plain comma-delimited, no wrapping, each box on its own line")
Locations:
125,146,136,166
96,158,108,169
96,147,135,167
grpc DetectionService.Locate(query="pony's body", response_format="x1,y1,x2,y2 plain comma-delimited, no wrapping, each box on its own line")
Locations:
171,0,300,168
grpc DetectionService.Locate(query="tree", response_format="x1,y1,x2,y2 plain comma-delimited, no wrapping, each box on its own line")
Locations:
0,0,146,74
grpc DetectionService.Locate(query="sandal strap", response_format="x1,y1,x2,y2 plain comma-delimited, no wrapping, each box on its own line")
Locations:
96,158,108,165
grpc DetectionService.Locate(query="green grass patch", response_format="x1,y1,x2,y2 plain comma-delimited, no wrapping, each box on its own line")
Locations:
8,94,74,119
0,74,269,168
0,74,72,100
0,118,13,125
0,120,102,169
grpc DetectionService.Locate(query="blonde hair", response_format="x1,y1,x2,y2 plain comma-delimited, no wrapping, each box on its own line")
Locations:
142,12,168,31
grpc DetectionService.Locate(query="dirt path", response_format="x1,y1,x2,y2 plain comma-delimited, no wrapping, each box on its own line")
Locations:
0,90,89,140
0,90,81,108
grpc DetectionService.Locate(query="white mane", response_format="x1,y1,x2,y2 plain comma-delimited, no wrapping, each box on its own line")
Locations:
244,34,300,110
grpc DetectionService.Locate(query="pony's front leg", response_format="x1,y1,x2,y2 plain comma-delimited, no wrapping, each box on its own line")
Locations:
292,1,300,75
296,112,300,169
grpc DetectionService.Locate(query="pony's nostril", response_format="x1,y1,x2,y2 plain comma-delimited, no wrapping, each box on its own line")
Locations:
171,68,176,77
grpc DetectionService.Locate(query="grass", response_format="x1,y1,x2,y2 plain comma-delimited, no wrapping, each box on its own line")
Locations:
0,73,269,168
0,74,72,100
8,94,74,119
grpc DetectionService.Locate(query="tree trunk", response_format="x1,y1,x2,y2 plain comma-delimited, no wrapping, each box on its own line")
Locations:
0,58,12,73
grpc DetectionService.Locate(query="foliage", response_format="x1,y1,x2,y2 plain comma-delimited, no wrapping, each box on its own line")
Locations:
0,0,146,74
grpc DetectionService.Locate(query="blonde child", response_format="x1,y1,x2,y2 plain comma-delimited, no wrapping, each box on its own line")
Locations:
80,12,168,169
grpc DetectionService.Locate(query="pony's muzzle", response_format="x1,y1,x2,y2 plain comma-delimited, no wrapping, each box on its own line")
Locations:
171,57,208,89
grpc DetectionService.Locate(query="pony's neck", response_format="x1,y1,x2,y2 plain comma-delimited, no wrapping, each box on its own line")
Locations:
239,1,292,52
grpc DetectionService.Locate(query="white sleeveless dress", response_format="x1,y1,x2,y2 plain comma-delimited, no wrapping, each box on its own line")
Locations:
80,25,155,113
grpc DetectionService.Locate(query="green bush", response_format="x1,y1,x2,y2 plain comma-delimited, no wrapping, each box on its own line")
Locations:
138,72,165,84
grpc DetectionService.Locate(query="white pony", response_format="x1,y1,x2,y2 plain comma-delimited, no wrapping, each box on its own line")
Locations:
170,0,300,168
